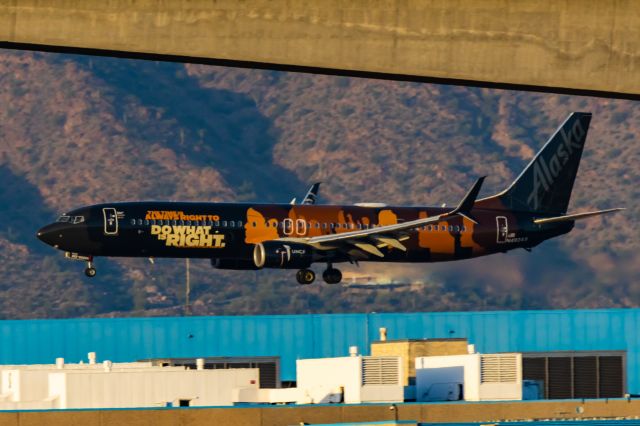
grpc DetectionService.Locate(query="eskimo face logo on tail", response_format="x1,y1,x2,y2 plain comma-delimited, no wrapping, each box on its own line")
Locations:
527,119,585,211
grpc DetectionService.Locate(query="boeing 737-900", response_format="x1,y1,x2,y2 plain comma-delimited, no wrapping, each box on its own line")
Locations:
37,112,623,284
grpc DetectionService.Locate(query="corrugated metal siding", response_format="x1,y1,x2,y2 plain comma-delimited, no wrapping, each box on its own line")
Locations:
0,309,639,392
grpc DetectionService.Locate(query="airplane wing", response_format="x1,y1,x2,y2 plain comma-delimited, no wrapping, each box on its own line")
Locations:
533,208,624,224
281,177,485,258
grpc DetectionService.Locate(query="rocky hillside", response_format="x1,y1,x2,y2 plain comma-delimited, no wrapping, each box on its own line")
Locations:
0,50,637,319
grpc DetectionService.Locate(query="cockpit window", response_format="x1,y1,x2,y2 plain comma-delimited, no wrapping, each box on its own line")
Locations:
58,215,84,224
56,214,84,224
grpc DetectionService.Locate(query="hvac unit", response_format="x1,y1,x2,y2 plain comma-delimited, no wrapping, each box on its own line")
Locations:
295,354,404,404
416,353,522,402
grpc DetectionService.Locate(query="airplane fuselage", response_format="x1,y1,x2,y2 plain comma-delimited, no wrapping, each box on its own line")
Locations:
38,201,572,265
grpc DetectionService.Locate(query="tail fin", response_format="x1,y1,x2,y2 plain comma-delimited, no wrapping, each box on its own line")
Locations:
493,112,591,214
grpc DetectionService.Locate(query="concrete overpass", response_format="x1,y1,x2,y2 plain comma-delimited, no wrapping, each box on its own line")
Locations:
1,0,639,100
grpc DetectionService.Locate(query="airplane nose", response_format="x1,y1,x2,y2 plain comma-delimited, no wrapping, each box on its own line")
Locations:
36,223,65,248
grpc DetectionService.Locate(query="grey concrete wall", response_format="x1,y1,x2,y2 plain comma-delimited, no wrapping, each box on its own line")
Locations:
1,0,639,97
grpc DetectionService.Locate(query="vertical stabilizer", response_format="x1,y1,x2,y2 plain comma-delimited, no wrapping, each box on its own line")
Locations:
493,112,591,214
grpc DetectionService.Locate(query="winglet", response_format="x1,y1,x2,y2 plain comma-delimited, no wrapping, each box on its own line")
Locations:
302,182,321,205
445,176,485,224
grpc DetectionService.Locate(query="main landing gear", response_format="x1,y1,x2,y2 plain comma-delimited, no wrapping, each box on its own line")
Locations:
295,264,342,285
322,265,342,285
296,269,315,285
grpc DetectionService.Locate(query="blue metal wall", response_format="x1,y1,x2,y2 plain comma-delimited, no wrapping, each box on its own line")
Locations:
0,309,638,391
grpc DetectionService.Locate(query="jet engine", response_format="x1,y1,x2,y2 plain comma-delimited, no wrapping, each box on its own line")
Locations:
211,258,260,270
253,241,313,269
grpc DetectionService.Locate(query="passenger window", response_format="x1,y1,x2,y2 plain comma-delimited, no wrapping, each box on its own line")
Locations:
144,220,149,226
237,220,242,227
214,221,220,227
222,221,227,227
229,221,235,228
130,219,135,225
449,225,453,231
455,225,460,232
252,222,257,227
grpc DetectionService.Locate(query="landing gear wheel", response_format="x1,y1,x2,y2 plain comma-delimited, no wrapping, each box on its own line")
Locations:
322,268,342,284
296,269,315,285
84,259,96,278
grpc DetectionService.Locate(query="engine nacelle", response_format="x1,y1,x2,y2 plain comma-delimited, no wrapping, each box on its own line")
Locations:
211,258,260,270
253,241,313,269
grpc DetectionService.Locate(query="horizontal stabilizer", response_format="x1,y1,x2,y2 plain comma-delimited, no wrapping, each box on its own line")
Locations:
533,208,624,224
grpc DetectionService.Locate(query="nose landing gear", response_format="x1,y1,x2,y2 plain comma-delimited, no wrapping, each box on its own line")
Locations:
65,252,96,278
84,260,97,278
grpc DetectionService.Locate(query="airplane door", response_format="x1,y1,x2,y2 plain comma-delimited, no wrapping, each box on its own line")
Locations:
283,218,294,235
295,219,307,236
496,216,508,243
103,208,119,235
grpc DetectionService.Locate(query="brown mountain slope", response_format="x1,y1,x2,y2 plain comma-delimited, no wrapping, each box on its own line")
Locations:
0,50,637,318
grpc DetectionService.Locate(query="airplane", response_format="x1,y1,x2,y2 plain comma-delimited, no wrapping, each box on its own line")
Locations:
37,112,623,285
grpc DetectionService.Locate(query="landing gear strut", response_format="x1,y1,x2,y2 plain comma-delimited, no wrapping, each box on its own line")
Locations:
322,264,342,284
65,252,97,278
296,269,315,285
84,258,97,278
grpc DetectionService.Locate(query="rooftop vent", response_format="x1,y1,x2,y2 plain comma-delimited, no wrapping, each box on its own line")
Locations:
362,357,400,386
480,354,518,383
